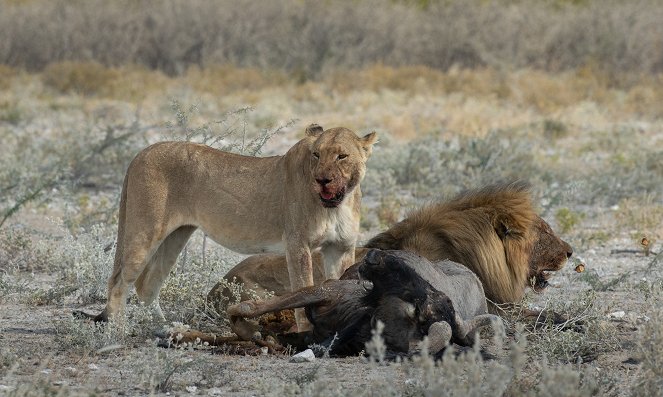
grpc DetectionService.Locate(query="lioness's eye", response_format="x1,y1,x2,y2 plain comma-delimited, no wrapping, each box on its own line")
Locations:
337,154,348,160
312,152,320,159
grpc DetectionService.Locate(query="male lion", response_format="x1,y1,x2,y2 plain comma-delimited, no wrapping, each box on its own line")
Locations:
83,124,378,330
208,182,573,317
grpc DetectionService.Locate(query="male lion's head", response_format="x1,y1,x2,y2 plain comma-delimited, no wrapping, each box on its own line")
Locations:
365,182,574,304
527,217,573,292
306,124,378,208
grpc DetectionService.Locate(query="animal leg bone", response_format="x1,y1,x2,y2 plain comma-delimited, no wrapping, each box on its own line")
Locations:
227,283,335,319
227,280,347,340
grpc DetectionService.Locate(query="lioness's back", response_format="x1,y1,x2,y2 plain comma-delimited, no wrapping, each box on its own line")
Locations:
123,141,290,253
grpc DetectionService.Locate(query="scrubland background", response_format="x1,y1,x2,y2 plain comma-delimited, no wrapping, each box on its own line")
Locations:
1,0,662,396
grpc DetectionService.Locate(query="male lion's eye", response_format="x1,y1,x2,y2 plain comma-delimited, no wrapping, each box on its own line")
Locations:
337,154,348,160
312,152,320,159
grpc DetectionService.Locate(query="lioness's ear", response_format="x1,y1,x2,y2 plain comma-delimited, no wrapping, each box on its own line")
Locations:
305,123,324,137
360,131,378,155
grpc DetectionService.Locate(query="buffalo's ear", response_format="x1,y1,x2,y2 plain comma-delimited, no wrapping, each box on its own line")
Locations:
305,123,324,137
360,131,378,156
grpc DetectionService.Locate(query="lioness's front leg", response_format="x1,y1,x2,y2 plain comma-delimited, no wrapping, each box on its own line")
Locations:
321,242,356,280
286,244,314,332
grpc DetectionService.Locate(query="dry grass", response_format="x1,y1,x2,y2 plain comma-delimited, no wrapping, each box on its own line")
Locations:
3,0,663,78
3,61,663,141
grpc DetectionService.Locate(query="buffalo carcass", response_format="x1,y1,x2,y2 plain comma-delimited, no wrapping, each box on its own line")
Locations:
227,249,500,357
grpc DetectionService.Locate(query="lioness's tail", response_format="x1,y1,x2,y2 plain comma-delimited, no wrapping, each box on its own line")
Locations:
73,170,129,323
107,169,129,300
88,169,129,322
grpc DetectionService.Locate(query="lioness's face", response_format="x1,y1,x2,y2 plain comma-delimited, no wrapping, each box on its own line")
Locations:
528,217,574,291
307,125,377,208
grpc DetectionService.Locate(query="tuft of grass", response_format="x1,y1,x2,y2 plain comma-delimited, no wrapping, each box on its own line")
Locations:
518,290,621,364
135,345,198,394
0,65,18,90
0,101,22,125
615,194,663,241
166,100,295,156
634,289,663,396
53,305,159,355
0,228,51,273
376,195,402,229
186,65,289,96
54,223,116,304
159,251,235,325
555,207,585,234
42,61,119,96
542,119,569,140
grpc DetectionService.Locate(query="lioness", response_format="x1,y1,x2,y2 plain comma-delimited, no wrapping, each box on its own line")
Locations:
85,124,377,330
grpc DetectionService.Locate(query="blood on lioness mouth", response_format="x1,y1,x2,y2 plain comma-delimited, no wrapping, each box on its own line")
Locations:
320,191,335,200
319,189,344,205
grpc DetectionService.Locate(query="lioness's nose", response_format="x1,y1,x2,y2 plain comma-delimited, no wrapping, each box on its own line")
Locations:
566,244,574,258
316,177,331,186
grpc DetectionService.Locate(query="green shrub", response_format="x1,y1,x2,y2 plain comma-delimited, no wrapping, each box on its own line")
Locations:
555,207,584,234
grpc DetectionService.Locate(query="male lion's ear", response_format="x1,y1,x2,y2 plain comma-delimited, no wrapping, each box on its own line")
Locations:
495,220,511,241
305,124,324,136
360,131,378,155
495,215,525,241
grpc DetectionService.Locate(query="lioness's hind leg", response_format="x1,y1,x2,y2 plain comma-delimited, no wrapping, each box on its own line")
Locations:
105,228,171,322
135,226,197,307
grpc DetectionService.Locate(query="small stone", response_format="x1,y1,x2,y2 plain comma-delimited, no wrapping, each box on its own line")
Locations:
637,315,650,324
290,349,316,363
88,363,99,371
609,311,625,319
260,346,269,355
186,385,197,393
